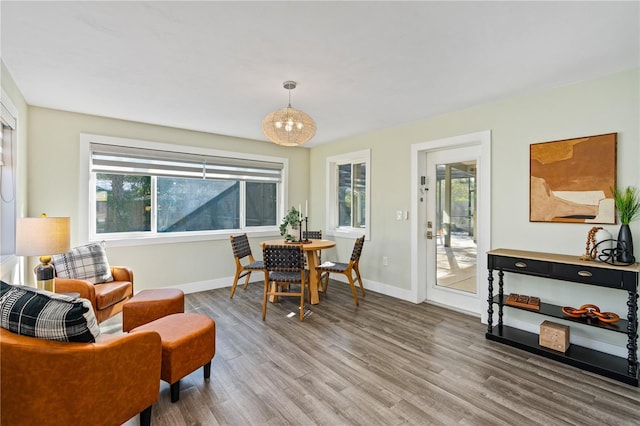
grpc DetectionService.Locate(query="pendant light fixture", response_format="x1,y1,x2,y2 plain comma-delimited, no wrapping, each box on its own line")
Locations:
262,81,316,146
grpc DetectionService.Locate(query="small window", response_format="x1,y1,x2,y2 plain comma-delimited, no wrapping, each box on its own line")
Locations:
85,136,285,242
326,149,370,239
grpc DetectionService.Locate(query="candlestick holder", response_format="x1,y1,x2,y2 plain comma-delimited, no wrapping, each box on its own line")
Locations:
303,217,310,243
298,219,303,243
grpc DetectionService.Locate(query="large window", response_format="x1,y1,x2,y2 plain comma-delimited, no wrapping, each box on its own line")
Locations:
86,137,285,241
326,149,370,239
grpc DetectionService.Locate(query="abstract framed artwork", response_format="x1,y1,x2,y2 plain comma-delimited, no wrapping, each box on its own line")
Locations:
530,133,617,223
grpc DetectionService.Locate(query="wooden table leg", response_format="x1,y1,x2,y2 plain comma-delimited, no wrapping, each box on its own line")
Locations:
306,250,320,305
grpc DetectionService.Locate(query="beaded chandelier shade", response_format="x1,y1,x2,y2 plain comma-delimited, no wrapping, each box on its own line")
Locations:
262,81,316,147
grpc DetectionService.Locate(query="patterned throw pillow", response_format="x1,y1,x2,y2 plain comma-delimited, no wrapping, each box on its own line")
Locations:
52,242,114,284
0,281,100,343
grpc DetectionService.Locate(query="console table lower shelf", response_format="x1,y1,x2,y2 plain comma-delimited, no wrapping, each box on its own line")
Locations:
486,325,639,386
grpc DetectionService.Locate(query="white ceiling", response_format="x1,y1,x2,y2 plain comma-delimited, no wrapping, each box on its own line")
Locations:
1,1,638,147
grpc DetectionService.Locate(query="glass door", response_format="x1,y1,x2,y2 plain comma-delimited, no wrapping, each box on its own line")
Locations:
425,146,481,313
435,161,476,292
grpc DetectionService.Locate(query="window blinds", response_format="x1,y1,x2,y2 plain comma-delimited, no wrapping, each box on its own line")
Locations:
0,103,16,129
90,143,283,182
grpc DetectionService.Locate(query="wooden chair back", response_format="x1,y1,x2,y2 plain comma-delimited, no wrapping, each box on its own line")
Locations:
262,244,308,321
229,234,265,298
303,230,323,240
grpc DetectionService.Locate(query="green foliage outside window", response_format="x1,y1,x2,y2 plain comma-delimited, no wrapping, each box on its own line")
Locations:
97,174,151,233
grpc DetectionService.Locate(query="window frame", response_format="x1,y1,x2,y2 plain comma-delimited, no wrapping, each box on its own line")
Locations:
80,133,288,247
0,90,19,281
325,149,371,240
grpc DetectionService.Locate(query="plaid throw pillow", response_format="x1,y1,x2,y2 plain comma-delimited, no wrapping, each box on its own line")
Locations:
0,281,100,343
52,242,114,284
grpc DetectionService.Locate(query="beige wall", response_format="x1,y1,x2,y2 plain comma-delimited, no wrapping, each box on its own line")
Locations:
24,107,310,290
313,68,639,284
310,68,639,355
4,61,638,356
9,68,639,292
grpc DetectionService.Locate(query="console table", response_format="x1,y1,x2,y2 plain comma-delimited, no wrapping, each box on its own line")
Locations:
486,248,639,386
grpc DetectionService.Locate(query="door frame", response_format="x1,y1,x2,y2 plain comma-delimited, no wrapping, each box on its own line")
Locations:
410,130,491,318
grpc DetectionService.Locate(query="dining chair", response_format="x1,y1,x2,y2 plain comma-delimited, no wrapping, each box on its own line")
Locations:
303,230,322,240
315,235,365,306
229,234,266,299
301,230,329,289
262,244,309,321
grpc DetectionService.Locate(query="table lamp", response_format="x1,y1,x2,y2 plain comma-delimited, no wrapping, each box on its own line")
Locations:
16,214,70,292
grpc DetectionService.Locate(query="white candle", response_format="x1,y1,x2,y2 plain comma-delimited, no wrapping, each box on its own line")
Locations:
305,200,308,218
299,204,302,221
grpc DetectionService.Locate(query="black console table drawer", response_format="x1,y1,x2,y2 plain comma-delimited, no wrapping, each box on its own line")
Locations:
492,256,550,276
552,264,623,289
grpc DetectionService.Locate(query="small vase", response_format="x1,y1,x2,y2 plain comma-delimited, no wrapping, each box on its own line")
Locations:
594,229,613,261
616,224,635,263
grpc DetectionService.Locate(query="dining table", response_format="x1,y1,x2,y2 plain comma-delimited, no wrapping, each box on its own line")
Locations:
261,238,336,305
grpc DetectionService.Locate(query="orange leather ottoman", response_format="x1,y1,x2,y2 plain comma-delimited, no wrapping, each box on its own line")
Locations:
122,289,184,332
131,313,215,403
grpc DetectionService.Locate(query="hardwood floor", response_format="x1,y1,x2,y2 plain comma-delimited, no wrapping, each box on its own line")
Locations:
120,281,640,426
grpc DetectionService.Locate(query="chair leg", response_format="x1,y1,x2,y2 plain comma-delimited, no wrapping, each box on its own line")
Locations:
229,269,242,298
170,380,180,403
300,284,305,321
242,270,252,289
346,273,359,306
354,265,365,297
204,360,211,379
262,277,269,320
140,405,152,426
322,273,330,292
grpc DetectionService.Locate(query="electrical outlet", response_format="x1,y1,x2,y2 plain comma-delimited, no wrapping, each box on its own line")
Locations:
396,210,402,221
383,256,389,266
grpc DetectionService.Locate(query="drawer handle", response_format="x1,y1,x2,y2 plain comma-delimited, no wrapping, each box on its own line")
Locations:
578,271,593,277
514,262,527,268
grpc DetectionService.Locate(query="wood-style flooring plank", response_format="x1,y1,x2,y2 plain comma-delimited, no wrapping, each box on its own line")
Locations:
117,280,640,426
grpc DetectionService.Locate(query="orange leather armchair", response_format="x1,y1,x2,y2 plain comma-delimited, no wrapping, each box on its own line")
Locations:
55,266,134,323
0,328,162,426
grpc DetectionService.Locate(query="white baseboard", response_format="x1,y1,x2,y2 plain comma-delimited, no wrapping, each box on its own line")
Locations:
143,277,231,295
158,274,416,301
329,274,415,302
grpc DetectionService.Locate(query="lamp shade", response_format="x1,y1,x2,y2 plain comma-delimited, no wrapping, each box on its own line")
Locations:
262,106,317,147
16,217,71,257
262,80,316,146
